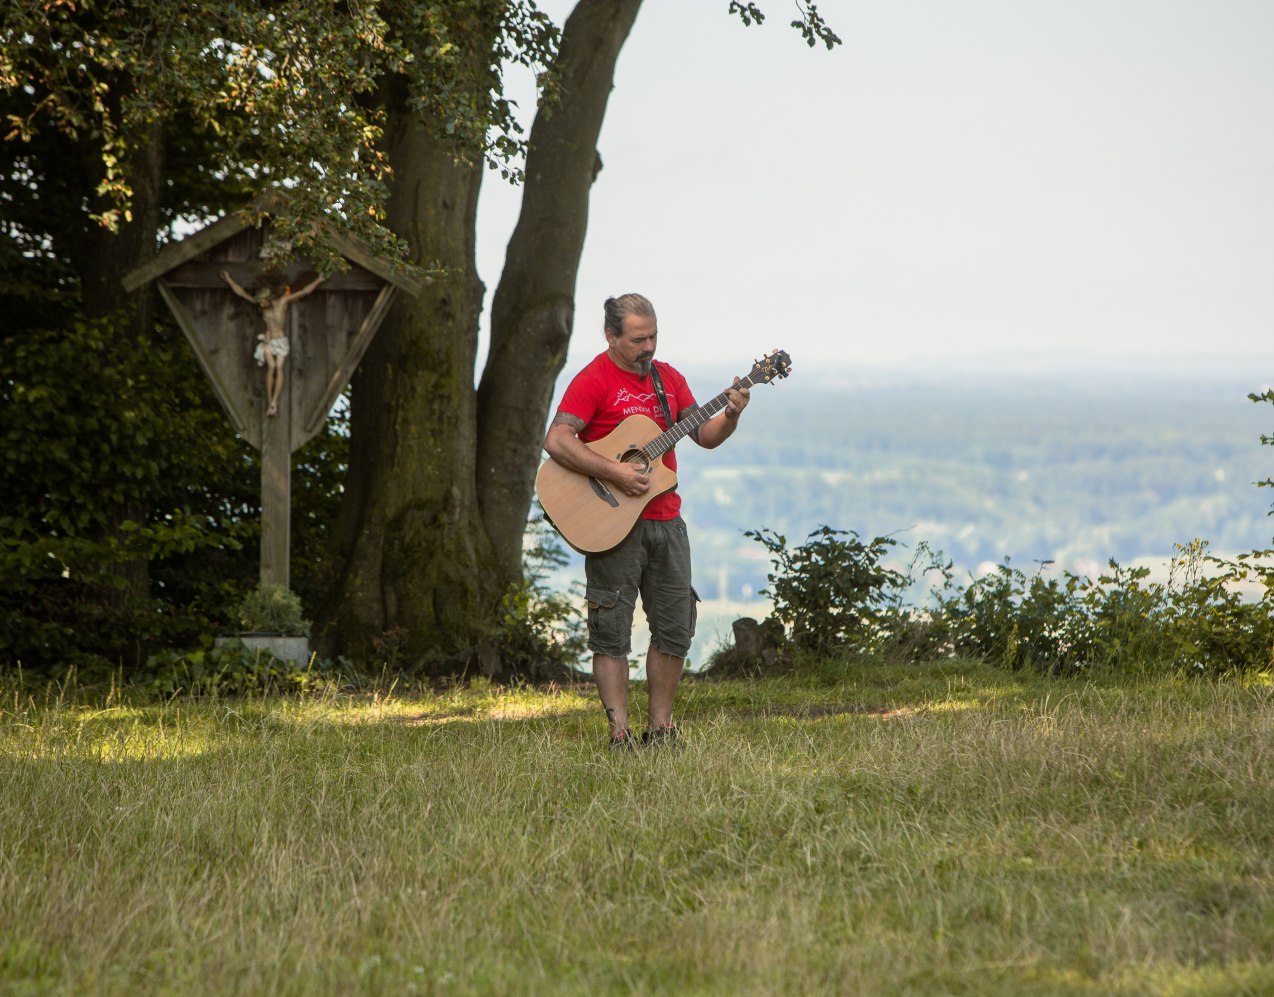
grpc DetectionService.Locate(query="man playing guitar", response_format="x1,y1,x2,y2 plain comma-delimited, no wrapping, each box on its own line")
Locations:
543,293,750,750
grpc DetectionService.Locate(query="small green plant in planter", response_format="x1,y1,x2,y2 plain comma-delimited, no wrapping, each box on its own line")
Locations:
216,583,312,667
237,583,311,636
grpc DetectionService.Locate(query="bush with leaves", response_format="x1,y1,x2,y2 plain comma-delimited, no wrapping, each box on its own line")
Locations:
235,584,311,636
1160,541,1274,675
940,541,1274,675
1,316,245,673
938,559,1098,672
745,526,912,655
744,518,1274,676
143,641,335,698
1,314,347,676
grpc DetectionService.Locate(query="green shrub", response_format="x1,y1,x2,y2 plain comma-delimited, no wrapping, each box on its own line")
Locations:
236,584,311,636
1161,541,1274,675
941,541,1274,676
939,559,1098,672
744,520,1274,677
745,526,911,655
142,640,337,698
0,314,347,675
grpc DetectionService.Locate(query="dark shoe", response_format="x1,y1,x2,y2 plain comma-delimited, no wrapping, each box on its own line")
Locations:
609,729,637,752
641,723,679,747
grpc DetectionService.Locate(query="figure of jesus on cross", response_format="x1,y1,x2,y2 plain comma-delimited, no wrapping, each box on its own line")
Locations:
219,270,326,417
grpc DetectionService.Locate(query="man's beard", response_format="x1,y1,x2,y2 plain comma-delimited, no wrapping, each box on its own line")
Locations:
637,357,652,378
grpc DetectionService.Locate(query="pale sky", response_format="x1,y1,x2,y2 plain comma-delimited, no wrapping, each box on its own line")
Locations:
476,0,1274,373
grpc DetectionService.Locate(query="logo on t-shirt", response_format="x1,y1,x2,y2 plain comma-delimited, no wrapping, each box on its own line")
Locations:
614,387,658,417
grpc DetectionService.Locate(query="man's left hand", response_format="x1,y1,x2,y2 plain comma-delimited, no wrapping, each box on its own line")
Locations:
724,377,751,420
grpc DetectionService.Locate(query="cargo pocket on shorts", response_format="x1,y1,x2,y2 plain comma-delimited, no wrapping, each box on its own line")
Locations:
688,586,701,640
586,586,621,649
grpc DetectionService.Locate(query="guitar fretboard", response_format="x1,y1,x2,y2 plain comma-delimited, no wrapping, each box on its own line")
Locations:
637,370,767,461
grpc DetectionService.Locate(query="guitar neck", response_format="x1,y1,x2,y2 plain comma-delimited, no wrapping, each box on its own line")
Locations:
643,372,763,459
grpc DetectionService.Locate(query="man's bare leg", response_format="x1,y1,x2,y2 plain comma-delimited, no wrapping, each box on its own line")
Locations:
645,646,684,728
593,654,630,736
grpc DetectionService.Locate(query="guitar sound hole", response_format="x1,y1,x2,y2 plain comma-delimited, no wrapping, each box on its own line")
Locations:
619,448,651,474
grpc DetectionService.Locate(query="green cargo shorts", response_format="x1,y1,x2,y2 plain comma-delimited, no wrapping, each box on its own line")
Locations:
584,516,699,659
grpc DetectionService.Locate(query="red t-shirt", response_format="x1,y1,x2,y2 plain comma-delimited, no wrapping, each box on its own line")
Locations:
556,352,697,520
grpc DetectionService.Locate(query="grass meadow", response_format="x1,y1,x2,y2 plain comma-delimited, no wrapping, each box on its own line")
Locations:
2,661,1272,995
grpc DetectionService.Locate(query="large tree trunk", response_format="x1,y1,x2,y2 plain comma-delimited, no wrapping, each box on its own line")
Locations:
477,0,645,581
317,75,498,671
319,0,644,674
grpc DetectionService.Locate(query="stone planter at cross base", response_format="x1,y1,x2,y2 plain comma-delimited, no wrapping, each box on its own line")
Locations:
215,633,311,666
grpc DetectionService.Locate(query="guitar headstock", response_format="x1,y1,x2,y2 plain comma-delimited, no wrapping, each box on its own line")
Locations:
749,349,792,385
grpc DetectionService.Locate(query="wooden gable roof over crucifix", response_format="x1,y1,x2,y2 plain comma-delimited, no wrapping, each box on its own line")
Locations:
123,209,421,591
123,210,422,454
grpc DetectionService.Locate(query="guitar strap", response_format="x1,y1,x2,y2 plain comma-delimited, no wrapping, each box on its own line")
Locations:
648,364,674,429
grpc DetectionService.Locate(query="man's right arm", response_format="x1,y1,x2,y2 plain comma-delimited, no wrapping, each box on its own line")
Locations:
543,413,650,498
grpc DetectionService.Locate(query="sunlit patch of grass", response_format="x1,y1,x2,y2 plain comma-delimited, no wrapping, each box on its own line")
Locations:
920,697,984,713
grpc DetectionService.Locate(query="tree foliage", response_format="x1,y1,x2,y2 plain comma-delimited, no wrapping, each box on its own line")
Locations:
3,0,834,261
729,1,842,49
0,311,348,672
2,0,841,676
1,0,560,268
1,316,240,669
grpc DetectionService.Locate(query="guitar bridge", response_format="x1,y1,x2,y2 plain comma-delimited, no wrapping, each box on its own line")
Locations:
588,477,620,508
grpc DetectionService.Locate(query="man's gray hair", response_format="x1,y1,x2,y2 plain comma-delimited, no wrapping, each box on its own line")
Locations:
603,293,655,336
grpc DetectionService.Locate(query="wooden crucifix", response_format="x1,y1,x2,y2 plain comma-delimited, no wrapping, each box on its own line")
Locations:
123,212,421,590
219,269,327,417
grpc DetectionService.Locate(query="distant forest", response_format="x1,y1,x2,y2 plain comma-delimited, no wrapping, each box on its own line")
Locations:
683,359,1274,597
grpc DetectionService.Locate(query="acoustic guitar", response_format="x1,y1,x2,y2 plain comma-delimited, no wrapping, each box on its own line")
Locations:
536,350,793,553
